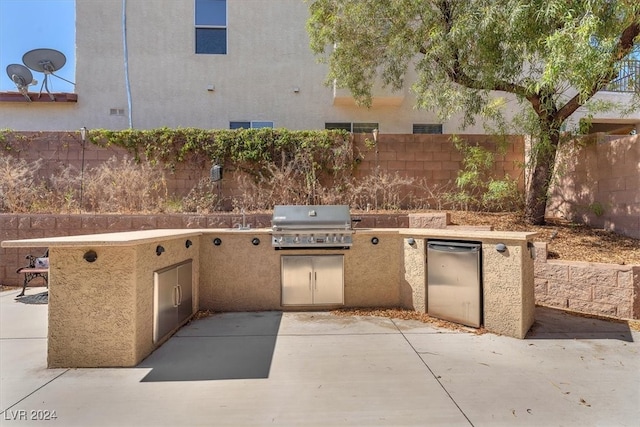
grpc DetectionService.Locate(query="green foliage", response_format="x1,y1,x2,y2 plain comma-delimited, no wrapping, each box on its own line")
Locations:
90,127,354,182
307,0,639,223
588,201,606,217
446,138,522,212
0,129,27,153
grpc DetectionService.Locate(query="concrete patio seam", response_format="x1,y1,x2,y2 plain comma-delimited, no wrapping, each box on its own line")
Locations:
0,369,69,416
391,318,476,427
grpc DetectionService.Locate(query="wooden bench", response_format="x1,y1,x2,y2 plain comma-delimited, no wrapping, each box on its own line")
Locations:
16,250,49,297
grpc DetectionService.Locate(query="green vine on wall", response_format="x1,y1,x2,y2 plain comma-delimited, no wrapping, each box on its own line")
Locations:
89,128,357,194
90,127,349,168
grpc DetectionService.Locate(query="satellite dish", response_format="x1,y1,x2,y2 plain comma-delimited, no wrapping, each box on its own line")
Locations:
22,48,74,100
23,48,67,74
6,64,36,102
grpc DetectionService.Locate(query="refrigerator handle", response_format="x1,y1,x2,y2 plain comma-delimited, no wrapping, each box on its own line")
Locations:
176,284,183,306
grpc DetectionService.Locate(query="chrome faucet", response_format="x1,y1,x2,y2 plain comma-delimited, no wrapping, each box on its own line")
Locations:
236,209,251,230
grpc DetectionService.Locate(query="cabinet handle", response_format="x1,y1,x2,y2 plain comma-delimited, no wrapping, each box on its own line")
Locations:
309,272,312,291
314,271,317,290
173,286,179,307
177,285,183,306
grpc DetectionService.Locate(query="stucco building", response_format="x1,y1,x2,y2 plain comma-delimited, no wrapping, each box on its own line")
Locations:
1,0,638,134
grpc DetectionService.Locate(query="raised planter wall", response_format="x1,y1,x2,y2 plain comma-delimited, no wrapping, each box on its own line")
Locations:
534,242,640,319
2,213,638,320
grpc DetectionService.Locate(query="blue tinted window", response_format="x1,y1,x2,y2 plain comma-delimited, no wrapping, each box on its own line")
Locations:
195,0,226,26
230,121,250,129
195,0,226,54
251,121,274,129
196,28,227,54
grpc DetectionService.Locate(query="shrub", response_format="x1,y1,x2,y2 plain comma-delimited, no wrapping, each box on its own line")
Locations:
82,156,167,213
446,138,522,212
0,155,47,212
47,164,82,213
181,178,223,213
346,170,415,211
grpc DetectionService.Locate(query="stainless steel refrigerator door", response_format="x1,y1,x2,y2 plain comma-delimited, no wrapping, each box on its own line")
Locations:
427,241,482,328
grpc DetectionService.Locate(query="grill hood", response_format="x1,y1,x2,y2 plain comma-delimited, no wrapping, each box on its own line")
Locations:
271,205,352,231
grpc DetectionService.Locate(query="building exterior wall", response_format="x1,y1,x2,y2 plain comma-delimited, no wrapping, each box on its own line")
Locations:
1,1,636,133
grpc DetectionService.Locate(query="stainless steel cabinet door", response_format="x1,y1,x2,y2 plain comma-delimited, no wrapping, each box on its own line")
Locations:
154,268,178,343
281,255,344,305
282,256,313,305
153,260,193,343
177,261,193,324
312,255,344,305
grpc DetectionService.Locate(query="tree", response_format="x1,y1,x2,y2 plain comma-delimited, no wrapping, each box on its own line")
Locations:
307,0,639,224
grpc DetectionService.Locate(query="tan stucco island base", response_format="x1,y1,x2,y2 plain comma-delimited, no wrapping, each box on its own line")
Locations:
2,228,536,368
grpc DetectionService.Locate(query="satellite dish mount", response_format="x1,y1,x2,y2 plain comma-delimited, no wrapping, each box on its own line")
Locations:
5,64,37,102
22,48,75,101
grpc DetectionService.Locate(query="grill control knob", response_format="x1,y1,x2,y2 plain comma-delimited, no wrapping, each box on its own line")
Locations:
294,235,300,244
309,235,315,243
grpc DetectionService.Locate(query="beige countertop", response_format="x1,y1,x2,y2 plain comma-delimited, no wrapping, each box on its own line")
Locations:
0,229,206,248
1,227,536,248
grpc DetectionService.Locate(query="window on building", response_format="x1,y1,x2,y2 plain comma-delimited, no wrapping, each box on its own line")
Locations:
352,123,378,133
413,124,443,134
325,123,352,132
325,122,379,133
230,121,274,129
195,0,227,54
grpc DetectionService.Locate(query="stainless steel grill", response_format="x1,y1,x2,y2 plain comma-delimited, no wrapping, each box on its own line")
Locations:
271,205,354,249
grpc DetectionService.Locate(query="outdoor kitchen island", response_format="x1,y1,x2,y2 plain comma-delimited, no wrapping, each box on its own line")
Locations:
2,226,536,368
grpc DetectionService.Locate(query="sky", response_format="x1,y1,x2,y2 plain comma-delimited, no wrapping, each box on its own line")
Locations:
0,0,75,92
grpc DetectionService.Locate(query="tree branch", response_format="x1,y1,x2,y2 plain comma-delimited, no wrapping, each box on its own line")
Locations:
556,21,640,123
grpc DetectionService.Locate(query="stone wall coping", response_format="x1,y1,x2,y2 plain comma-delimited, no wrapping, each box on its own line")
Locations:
541,259,640,270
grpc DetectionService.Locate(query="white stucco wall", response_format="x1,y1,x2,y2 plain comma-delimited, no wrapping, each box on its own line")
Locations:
0,0,637,133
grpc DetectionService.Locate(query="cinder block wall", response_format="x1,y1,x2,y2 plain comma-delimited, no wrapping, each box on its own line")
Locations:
1,132,526,202
547,134,640,239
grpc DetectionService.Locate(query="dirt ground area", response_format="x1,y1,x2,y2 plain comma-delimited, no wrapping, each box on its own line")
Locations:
449,211,640,265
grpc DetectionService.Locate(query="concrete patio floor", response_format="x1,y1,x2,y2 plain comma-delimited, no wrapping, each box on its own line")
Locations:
1,286,639,426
